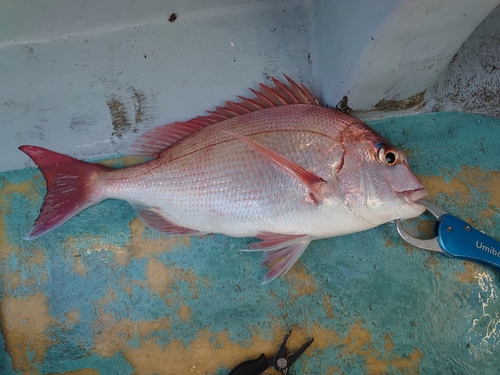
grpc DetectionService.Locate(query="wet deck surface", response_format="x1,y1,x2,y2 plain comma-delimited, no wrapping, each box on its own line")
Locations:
1,112,500,374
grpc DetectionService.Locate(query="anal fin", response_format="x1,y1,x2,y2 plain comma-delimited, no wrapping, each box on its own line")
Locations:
224,131,326,203
245,232,311,283
131,203,202,236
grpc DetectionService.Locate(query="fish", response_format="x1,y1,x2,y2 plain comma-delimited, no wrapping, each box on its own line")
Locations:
20,75,427,283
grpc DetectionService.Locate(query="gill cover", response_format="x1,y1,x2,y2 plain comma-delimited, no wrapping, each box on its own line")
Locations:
339,140,426,225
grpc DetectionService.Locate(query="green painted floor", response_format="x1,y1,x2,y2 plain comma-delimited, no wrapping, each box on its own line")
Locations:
1,112,500,374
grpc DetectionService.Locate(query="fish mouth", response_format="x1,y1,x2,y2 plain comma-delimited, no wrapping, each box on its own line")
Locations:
402,188,428,206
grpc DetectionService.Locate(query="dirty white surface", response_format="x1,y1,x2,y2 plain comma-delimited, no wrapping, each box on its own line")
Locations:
425,4,500,116
1,0,315,171
2,0,500,172
315,0,500,111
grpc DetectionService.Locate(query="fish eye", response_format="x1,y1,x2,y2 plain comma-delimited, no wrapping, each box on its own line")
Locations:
376,144,399,166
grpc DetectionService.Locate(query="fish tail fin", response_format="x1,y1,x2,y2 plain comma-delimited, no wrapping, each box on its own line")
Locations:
19,145,112,239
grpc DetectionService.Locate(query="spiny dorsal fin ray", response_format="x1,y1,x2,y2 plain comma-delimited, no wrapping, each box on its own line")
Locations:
130,75,319,157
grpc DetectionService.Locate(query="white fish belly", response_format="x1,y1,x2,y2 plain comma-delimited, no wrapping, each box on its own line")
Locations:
108,153,373,238
158,193,375,238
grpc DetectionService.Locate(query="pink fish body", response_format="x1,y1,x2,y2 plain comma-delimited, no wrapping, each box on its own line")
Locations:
21,76,427,282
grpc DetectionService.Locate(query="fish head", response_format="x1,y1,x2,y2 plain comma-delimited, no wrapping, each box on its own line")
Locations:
339,130,427,226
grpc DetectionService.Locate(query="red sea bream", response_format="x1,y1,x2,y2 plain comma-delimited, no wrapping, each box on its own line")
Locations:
20,76,427,282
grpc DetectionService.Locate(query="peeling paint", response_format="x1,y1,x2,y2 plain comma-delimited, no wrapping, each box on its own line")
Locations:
131,88,147,125
1,293,56,371
107,98,132,139
374,91,426,111
106,88,154,139
106,98,132,138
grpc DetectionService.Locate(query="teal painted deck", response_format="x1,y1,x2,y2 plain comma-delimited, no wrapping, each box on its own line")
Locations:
1,112,500,374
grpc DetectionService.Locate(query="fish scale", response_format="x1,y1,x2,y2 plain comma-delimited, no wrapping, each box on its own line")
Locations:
20,76,427,282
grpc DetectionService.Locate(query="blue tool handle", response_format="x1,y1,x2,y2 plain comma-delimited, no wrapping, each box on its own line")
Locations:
437,214,500,271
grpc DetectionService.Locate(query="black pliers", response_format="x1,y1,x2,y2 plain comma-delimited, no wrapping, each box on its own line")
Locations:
228,328,314,375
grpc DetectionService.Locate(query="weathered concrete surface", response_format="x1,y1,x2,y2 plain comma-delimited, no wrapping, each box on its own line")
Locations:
424,4,500,117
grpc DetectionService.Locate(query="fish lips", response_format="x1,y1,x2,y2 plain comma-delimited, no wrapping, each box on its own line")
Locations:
401,187,428,209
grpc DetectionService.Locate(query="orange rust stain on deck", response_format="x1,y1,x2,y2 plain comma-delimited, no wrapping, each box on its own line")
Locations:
419,174,470,203
63,218,192,271
459,167,500,207
0,179,55,374
91,312,172,358
420,166,500,208
384,333,396,354
85,303,421,375
455,262,480,283
144,259,200,301
323,295,335,319
87,313,318,374
90,265,199,360
49,369,100,375
343,322,370,352
65,309,81,325
145,259,199,296
384,237,396,249
145,258,172,294
2,250,47,292
128,217,191,258
73,255,88,275
300,323,421,373
326,365,343,374
309,323,341,350
0,172,47,293
2,271,24,291
122,327,292,375
284,263,317,302
0,293,56,373
178,305,192,322
339,322,421,375
0,178,39,259
424,253,441,278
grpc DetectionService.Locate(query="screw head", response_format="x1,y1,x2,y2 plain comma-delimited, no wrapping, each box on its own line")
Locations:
447,226,453,232
277,358,288,369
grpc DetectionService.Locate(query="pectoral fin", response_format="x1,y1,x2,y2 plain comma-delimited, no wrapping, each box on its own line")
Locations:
244,232,311,283
261,241,310,283
224,131,326,203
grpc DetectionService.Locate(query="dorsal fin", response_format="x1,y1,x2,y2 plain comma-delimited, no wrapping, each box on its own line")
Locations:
130,75,320,157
